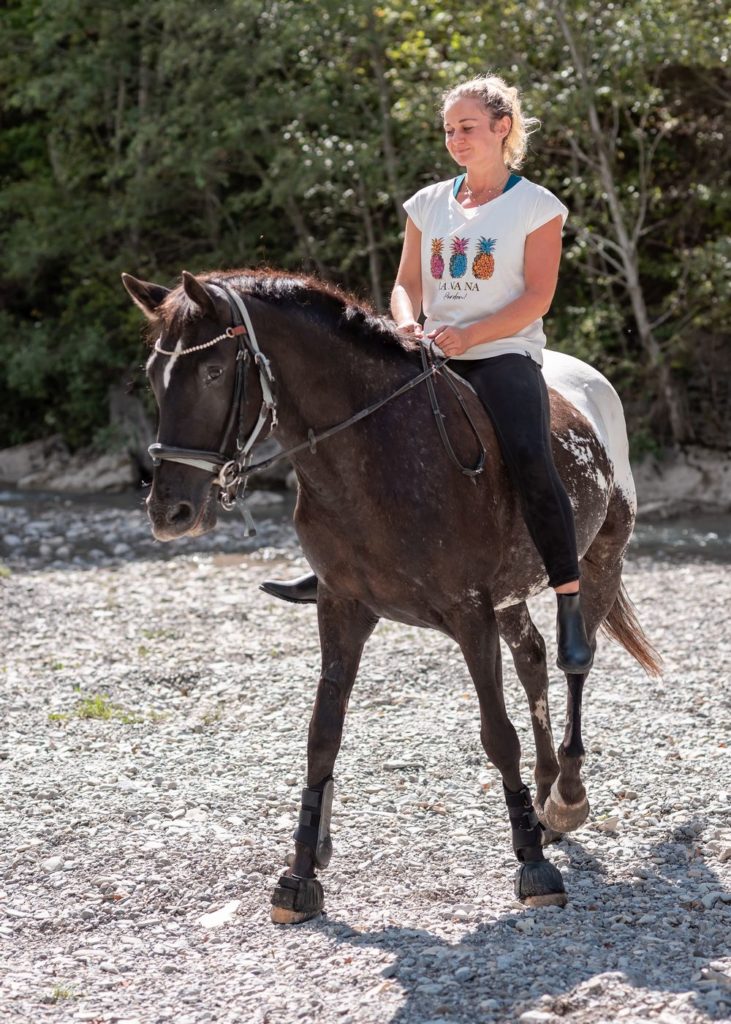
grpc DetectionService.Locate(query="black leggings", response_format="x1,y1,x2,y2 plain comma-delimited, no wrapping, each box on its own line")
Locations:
451,353,579,588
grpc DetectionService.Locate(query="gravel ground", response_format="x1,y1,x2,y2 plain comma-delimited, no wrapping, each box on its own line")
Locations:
1,494,730,1024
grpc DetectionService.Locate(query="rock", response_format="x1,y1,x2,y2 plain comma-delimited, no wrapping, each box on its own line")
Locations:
40,856,63,874
108,385,155,476
518,1012,556,1023
184,807,208,821
18,449,138,494
701,967,731,989
701,891,731,909
198,900,241,929
634,445,731,518
596,816,620,833
0,436,68,484
246,490,285,508
248,438,291,487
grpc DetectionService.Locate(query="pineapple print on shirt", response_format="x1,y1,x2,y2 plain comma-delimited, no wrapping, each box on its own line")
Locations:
429,235,499,294
430,238,445,279
449,237,469,278
472,237,497,279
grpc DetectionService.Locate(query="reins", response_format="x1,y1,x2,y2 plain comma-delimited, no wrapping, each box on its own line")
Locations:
149,283,486,533
240,342,485,479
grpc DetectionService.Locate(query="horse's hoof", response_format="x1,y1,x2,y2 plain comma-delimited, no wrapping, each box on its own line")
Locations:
540,822,564,846
534,801,564,846
542,785,590,833
515,860,567,908
270,874,324,925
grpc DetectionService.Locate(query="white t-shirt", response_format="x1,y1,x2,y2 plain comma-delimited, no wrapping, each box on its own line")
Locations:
402,176,568,364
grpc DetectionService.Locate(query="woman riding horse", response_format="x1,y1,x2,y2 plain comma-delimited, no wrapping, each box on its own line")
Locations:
263,74,592,675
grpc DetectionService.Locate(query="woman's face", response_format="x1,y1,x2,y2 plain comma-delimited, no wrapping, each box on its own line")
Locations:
443,97,510,167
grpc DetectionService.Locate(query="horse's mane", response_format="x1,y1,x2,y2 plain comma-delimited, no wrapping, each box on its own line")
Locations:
152,269,418,355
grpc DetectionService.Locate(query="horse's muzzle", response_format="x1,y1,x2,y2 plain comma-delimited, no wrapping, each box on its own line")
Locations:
146,488,217,541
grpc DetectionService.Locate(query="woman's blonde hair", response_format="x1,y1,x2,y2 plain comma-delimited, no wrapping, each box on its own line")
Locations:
441,74,540,170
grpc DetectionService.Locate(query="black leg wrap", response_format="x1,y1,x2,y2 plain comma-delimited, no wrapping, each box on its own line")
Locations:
504,784,545,863
271,874,324,918
293,777,334,869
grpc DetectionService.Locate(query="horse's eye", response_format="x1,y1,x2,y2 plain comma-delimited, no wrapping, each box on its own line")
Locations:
205,365,224,384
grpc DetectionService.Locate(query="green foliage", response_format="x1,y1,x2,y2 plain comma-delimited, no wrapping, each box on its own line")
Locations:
48,692,142,724
0,0,728,448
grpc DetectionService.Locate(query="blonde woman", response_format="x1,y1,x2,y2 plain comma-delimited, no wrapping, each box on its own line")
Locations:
264,75,592,675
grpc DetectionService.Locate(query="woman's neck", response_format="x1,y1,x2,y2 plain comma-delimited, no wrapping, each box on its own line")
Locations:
463,158,510,193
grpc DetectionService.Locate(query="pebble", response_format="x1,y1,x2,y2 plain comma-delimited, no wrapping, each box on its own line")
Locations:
1,494,729,1024
40,856,63,873
198,901,241,929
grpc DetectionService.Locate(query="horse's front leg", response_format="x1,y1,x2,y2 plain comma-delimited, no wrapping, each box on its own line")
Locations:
457,605,567,908
271,592,378,925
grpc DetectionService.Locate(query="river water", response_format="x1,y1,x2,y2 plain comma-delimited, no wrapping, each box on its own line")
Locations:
0,486,730,569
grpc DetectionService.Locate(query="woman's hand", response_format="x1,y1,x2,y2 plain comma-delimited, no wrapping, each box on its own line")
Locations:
396,319,423,339
427,324,472,357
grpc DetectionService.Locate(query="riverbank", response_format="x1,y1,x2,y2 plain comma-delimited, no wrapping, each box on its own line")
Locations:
1,484,730,575
1,438,730,522
0,524,729,1023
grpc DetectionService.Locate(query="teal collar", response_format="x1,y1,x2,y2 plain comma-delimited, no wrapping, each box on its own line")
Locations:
452,172,522,199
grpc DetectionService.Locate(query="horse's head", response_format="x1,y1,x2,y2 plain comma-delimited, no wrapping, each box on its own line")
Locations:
122,270,248,541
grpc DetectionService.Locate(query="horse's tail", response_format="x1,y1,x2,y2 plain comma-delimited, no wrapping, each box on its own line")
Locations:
600,582,663,677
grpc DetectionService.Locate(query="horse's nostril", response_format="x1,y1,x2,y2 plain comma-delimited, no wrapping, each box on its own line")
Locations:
166,502,195,527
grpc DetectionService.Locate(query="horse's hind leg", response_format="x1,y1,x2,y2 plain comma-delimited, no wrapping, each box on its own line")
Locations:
496,602,561,839
542,497,630,834
271,593,378,925
456,605,567,908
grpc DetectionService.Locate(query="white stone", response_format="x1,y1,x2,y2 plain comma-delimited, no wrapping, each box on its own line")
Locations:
40,856,63,874
198,900,241,929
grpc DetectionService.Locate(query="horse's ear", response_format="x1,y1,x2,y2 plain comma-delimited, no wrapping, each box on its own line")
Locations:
181,270,217,318
121,274,170,320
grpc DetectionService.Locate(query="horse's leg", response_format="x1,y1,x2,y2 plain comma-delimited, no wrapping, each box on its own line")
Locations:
496,603,562,843
457,606,567,908
542,501,628,833
271,592,378,925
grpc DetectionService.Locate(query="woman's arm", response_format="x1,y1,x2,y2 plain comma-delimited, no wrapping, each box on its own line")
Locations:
431,215,563,357
390,216,423,334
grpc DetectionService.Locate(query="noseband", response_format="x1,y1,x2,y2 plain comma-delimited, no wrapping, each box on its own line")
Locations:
149,284,277,532
149,282,486,535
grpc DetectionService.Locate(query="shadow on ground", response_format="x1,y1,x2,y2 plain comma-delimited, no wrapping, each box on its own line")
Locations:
297,827,731,1023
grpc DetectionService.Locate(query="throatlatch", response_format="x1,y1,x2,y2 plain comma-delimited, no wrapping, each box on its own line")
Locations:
504,783,545,862
293,778,334,869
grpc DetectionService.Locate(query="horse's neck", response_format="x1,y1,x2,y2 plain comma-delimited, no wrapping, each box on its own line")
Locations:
258,301,415,445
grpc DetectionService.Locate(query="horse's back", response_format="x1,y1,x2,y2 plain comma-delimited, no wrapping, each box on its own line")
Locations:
542,349,636,513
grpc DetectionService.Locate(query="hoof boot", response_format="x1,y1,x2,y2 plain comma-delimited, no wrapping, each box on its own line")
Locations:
515,859,567,908
543,784,590,833
270,874,324,925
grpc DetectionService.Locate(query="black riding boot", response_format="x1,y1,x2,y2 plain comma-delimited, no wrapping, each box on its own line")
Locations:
260,572,318,604
556,592,593,674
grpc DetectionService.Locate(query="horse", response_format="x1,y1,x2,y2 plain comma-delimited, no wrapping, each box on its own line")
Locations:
122,268,661,924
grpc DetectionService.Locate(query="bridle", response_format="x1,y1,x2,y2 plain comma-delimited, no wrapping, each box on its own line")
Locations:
149,284,277,533
149,282,486,534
